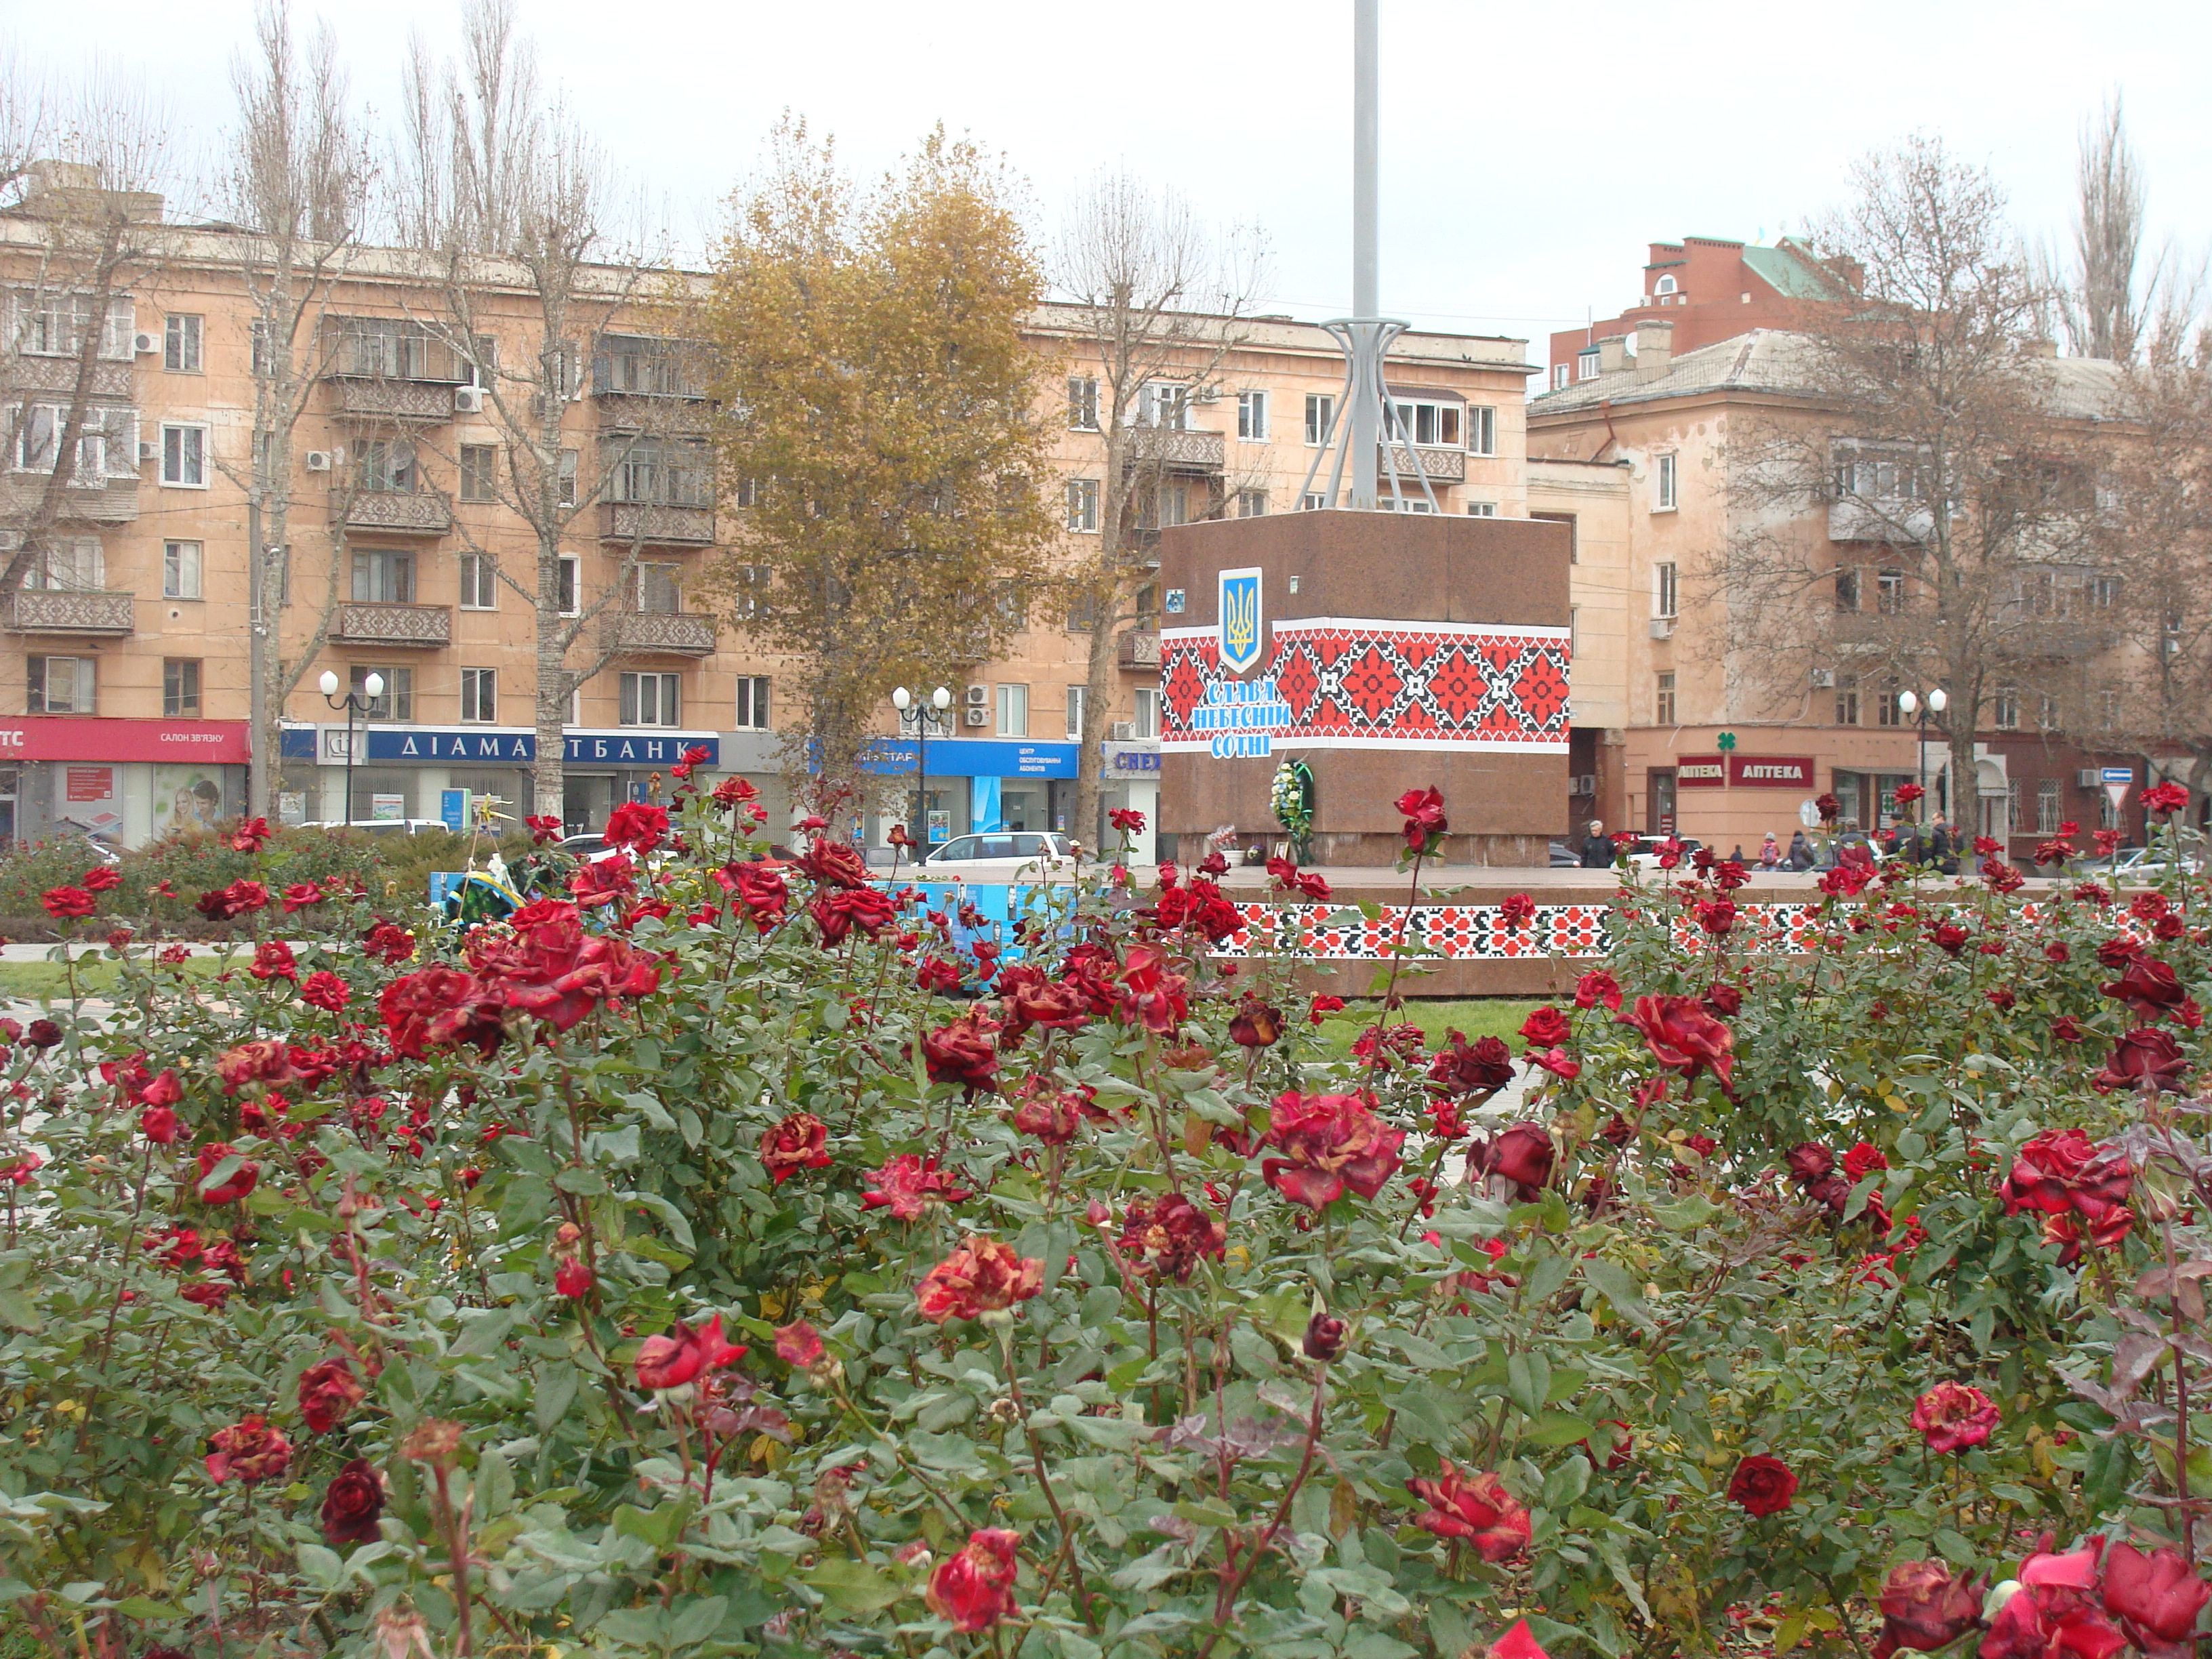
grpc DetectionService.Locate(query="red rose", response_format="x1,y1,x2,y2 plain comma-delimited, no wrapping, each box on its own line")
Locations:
1000,972,1090,1037
1430,1030,1515,1094
554,1257,592,1298
1931,922,1970,955
1302,1310,1348,1361
140,1103,182,1144
726,861,788,931
194,880,270,921
1725,1454,1797,1516
1115,945,1189,1035
632,1313,745,1391
860,1153,970,1220
1530,1046,1580,1081
2102,1542,2211,1659
41,886,96,919
1982,1546,2127,1659
1228,992,1284,1048
23,1019,59,1049
925,1528,1021,1632
319,1458,386,1544
760,1113,832,1183
300,971,352,1012
602,801,669,852
1910,1381,1999,1453
1395,785,1449,853
1582,1419,1634,1471
2100,957,2188,1022
1499,892,1536,929
1784,1143,1836,1184
809,884,897,945
363,920,416,964
1574,969,1623,1012
921,1016,1000,1094
196,1143,260,1206
298,1357,367,1433
380,967,506,1061
1261,1090,1406,1209
796,837,869,890
1114,1193,1227,1284
2001,1128,2133,1219
1620,994,1734,1092
1109,806,1145,832
230,816,272,853
205,1415,291,1485
2144,780,2190,815
83,865,121,893
1870,1561,1986,1659
1843,1142,1889,1182
1704,982,1744,1017
916,1235,1043,1324
1894,781,1925,804
1404,1464,1531,1561
1471,1123,1556,1201
1309,993,1346,1027
774,1320,826,1368
1519,1006,1570,1048
249,940,298,981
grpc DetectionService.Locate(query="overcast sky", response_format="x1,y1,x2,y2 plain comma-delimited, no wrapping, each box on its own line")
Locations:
16,0,2212,354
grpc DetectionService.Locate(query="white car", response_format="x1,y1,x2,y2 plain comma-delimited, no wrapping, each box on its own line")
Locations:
918,832,1079,878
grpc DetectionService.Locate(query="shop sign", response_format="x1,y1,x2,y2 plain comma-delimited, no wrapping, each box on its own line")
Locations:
1675,753,1816,789
1676,754,1727,788
280,727,720,767
0,718,250,764
861,739,1080,779
1110,750,1161,773
66,766,113,802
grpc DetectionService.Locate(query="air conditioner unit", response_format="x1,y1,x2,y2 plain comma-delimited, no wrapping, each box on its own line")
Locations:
304,450,333,472
1809,668,1836,688
1570,774,1597,796
1649,617,1675,640
133,332,157,355
453,386,485,414
2076,769,2101,790
962,707,989,727
1109,721,1135,741
137,441,157,462
964,684,988,706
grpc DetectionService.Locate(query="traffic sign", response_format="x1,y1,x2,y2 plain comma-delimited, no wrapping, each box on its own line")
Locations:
2100,767,2133,785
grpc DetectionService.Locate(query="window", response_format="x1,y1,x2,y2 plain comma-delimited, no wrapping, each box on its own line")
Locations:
162,659,201,718
634,562,679,614
996,682,1028,738
611,439,711,506
459,553,497,611
1578,350,1600,381
33,538,104,592
1067,375,1099,431
350,549,415,604
731,476,758,510
732,562,771,621
557,449,578,506
1655,452,1677,511
459,668,496,724
1134,687,1162,740
329,316,455,381
2090,574,2120,609
1065,684,1085,741
735,676,771,731
459,444,497,502
1878,685,1904,727
1391,498,1435,513
1385,394,1464,449
1468,405,1497,456
161,424,207,487
352,666,412,721
619,672,680,727
28,655,93,714
1305,393,1336,446
14,292,133,359
462,333,497,388
1655,274,1678,296
12,404,136,482
1835,566,1861,612
1654,561,1678,619
1138,382,1187,430
558,555,580,615
1553,364,1570,390
1655,672,1676,725
352,439,414,493
159,312,205,373
1300,492,1327,511
1466,501,1496,517
1877,569,1906,615
1837,681,1861,726
2038,693,2060,733
1065,478,1098,533
1237,489,1267,518
2099,689,2121,728
1237,390,1269,441
163,539,203,600
592,335,701,397
1151,481,1187,529
2038,777,2064,834
1835,447,1927,501
1992,686,2020,730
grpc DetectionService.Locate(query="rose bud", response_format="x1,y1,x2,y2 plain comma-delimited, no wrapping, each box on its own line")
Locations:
319,1458,386,1545
1870,1561,1985,1659
1303,1310,1348,1362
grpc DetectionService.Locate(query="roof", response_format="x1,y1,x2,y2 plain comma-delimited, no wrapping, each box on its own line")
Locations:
1740,241,1847,302
1529,328,2127,422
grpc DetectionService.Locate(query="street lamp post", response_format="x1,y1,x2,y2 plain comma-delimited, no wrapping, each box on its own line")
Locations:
319,669,384,828
1897,687,1948,825
890,686,952,852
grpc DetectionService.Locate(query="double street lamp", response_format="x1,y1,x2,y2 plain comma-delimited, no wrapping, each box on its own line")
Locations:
890,685,951,852
1896,687,1948,823
319,669,384,829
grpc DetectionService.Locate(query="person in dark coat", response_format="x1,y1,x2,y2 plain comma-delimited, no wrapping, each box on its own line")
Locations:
1786,830,1815,869
1579,820,1616,869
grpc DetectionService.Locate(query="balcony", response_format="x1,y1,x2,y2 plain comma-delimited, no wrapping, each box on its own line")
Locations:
342,490,452,534
615,610,717,657
5,588,134,635
1382,445,1467,484
1829,497,1933,544
11,359,132,398
1127,426,1225,472
329,602,452,649
1119,630,1161,670
327,378,458,422
602,501,715,545
595,392,711,434
2,478,140,525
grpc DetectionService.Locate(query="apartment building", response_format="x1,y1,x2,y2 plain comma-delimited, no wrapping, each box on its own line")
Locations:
0,167,1592,855
1528,321,2150,857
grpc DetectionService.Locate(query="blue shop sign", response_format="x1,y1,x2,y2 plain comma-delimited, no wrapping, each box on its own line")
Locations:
279,727,720,766
862,738,1080,779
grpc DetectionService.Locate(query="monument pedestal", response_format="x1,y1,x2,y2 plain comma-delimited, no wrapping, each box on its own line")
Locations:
1157,510,1572,867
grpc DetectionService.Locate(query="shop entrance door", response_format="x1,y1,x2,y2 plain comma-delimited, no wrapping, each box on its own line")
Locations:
564,775,615,835
1647,769,1677,834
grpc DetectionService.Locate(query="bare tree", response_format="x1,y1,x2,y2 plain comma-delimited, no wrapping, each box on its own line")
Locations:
388,0,678,823
1715,136,2112,819
219,0,375,818
2034,96,2201,363
0,76,175,610
1052,170,1265,850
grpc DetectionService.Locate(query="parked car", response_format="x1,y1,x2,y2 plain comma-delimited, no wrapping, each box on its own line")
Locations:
2068,843,2207,880
1620,835,1705,876
1548,840,1578,868
301,818,451,837
919,831,1079,878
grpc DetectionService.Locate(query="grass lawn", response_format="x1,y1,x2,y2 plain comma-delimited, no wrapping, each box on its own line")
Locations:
1312,998,1542,1058
0,956,232,1002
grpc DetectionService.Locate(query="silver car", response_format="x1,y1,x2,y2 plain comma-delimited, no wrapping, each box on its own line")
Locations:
919,831,1078,878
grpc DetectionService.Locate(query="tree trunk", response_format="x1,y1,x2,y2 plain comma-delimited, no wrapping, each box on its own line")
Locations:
1074,601,1120,857
533,562,568,825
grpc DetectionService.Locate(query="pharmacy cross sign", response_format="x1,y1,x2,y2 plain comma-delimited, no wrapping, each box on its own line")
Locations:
1717,731,1738,752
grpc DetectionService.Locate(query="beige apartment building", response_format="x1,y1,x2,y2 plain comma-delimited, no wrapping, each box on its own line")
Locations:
1,168,1622,856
